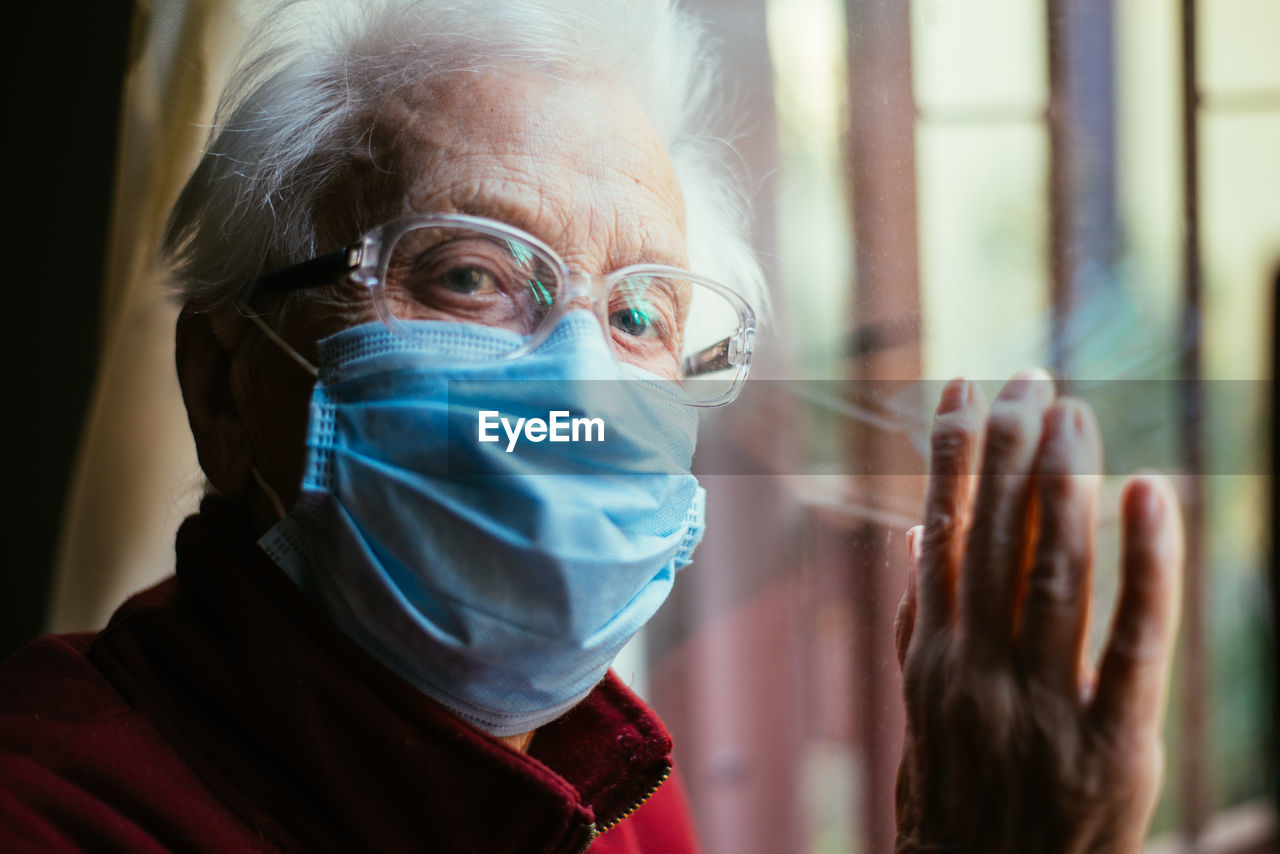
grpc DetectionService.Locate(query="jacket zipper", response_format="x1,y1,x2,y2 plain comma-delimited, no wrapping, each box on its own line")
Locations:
597,761,672,834
574,761,673,852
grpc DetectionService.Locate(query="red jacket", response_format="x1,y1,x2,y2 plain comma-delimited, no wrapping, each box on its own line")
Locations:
0,498,700,853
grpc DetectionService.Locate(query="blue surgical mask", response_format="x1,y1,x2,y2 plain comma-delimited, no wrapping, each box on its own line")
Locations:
260,311,706,736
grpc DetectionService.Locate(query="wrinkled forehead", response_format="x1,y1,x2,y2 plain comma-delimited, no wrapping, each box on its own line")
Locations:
373,68,690,273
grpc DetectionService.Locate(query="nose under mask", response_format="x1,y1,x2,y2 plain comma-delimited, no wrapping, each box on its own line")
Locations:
259,312,707,735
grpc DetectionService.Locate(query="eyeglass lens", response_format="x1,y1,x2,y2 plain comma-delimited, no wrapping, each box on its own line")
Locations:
382,224,746,402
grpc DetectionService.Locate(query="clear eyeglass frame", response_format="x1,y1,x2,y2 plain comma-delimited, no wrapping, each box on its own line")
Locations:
251,213,758,406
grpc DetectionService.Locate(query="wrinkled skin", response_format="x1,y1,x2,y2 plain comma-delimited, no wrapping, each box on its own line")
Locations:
894,372,1184,853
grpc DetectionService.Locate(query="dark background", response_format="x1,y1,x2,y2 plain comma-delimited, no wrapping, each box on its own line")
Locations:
3,3,134,660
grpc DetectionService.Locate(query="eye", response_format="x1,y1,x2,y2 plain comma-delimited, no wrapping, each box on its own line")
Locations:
608,276,680,343
609,304,659,338
439,265,500,295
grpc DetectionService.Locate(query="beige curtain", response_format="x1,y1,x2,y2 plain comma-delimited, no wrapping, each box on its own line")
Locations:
46,0,251,632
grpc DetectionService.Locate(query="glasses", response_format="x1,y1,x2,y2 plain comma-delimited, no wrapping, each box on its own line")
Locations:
252,214,757,406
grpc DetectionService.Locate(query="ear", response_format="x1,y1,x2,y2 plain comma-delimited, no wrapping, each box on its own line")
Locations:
176,308,254,498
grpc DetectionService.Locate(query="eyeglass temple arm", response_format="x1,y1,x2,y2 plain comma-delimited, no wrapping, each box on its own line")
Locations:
252,246,356,297
681,336,737,378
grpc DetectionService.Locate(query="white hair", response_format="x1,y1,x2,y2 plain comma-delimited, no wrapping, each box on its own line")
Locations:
162,0,766,317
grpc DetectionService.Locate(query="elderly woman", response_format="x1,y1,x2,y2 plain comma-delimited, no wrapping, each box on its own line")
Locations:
0,1,1182,852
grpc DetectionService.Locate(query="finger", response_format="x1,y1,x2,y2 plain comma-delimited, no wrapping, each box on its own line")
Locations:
895,526,923,668
960,368,1056,663
1017,399,1102,694
1090,476,1184,736
917,378,985,639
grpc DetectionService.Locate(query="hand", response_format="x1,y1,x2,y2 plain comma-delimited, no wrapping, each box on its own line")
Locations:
893,371,1184,853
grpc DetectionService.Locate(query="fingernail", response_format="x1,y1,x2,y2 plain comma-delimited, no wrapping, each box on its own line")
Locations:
1000,367,1052,402
1127,476,1167,529
1141,480,1166,525
938,377,970,413
1047,399,1080,436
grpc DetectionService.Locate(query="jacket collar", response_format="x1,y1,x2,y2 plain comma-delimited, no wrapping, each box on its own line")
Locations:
90,496,673,853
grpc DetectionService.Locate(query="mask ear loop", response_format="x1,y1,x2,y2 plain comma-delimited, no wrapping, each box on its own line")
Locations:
251,466,289,521
236,303,310,522
236,303,319,378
